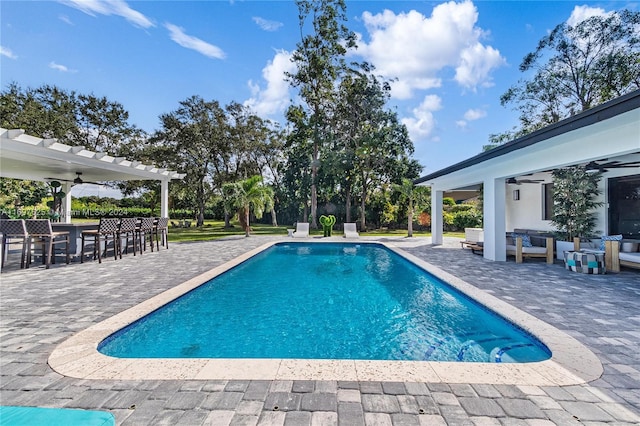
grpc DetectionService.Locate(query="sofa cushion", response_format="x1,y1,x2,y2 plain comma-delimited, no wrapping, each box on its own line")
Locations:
619,252,640,264
506,245,547,254
599,234,623,251
511,233,533,247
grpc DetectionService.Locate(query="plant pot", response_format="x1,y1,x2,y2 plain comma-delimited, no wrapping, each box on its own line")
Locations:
556,239,596,260
556,240,575,260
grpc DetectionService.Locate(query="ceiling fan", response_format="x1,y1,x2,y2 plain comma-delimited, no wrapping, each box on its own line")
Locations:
46,172,106,186
506,177,544,185
585,159,640,172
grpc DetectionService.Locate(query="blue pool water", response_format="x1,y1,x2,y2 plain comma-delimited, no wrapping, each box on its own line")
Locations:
99,243,551,362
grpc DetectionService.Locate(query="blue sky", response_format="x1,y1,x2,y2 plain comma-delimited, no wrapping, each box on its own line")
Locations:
1,0,635,183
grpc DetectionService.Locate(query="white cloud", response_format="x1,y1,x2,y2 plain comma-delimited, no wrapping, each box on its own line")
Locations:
1,46,17,59
463,108,487,121
455,43,503,89
567,5,608,27
402,94,442,140
49,61,76,73
245,50,295,117
357,1,505,97
59,14,74,25
165,23,226,59
60,0,154,28
457,107,487,130
252,17,283,32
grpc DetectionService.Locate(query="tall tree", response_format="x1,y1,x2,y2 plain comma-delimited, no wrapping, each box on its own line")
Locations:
335,66,420,230
490,10,640,147
0,83,144,156
150,96,229,226
222,175,274,237
287,0,356,229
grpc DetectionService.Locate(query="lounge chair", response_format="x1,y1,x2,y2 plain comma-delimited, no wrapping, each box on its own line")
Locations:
343,223,359,238
461,228,483,251
292,222,309,238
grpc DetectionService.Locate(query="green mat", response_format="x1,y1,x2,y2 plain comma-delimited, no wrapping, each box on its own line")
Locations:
0,406,115,426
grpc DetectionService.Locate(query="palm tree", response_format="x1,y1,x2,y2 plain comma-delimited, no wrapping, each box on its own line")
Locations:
223,175,274,237
393,178,430,237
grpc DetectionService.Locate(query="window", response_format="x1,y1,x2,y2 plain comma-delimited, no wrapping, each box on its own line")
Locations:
543,183,554,220
608,175,640,238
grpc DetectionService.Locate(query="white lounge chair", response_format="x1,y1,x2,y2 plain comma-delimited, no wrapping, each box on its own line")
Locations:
292,222,309,238
343,223,359,238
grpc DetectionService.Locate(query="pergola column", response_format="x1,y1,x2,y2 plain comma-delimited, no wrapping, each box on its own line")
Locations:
160,180,169,218
483,177,506,261
431,188,444,245
62,182,73,223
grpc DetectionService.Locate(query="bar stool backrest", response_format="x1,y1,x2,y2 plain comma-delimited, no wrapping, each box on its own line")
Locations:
0,219,27,236
99,218,120,234
138,217,155,231
118,218,137,233
25,219,53,235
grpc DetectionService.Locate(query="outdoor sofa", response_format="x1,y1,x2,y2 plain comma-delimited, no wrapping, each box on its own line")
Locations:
506,229,554,264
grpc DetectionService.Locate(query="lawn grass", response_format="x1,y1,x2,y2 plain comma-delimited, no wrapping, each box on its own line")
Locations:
164,220,464,242
71,218,465,242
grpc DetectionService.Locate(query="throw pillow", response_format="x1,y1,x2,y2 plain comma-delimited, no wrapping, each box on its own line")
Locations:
599,234,623,251
511,232,533,247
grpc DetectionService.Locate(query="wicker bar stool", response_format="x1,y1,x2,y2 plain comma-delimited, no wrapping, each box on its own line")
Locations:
153,217,170,250
0,219,30,269
25,219,70,269
81,218,120,263
135,217,156,254
117,218,138,258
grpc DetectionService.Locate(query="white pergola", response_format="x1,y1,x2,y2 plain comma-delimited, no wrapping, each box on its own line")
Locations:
0,128,185,222
416,90,640,261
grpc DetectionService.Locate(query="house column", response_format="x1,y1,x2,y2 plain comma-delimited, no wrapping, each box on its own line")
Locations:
62,182,72,223
431,188,444,245
160,180,169,218
483,178,506,261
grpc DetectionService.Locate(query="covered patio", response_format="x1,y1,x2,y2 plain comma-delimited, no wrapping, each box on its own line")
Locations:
416,90,640,262
0,128,184,222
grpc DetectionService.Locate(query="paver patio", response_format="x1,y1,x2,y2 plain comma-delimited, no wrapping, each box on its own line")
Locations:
1,235,639,425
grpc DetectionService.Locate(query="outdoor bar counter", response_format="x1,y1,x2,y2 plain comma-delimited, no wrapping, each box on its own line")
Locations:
52,222,98,258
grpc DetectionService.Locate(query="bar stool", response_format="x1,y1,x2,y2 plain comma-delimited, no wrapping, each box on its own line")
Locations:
81,218,120,263
153,217,170,250
0,219,29,269
25,219,70,269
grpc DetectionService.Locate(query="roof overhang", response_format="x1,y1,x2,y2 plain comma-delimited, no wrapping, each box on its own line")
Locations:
0,128,185,183
415,90,640,188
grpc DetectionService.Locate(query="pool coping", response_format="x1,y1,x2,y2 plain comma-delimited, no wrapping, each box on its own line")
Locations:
48,240,603,385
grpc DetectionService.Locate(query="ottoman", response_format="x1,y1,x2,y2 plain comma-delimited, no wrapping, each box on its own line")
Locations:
564,250,606,274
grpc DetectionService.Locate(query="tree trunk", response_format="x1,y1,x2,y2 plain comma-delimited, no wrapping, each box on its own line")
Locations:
360,187,367,232
311,170,318,229
407,199,414,237
197,180,205,227
238,207,250,236
345,184,352,223
224,211,231,228
303,202,308,225
271,209,278,227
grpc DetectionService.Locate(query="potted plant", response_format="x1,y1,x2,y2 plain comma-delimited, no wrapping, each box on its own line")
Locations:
551,166,603,259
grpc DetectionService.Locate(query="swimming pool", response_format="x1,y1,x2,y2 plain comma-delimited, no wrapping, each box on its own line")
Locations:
98,242,550,363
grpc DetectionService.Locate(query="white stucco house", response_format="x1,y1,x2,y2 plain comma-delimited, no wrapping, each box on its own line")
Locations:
415,90,640,262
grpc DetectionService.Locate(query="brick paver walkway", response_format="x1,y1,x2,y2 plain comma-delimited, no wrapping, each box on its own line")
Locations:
1,236,639,425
